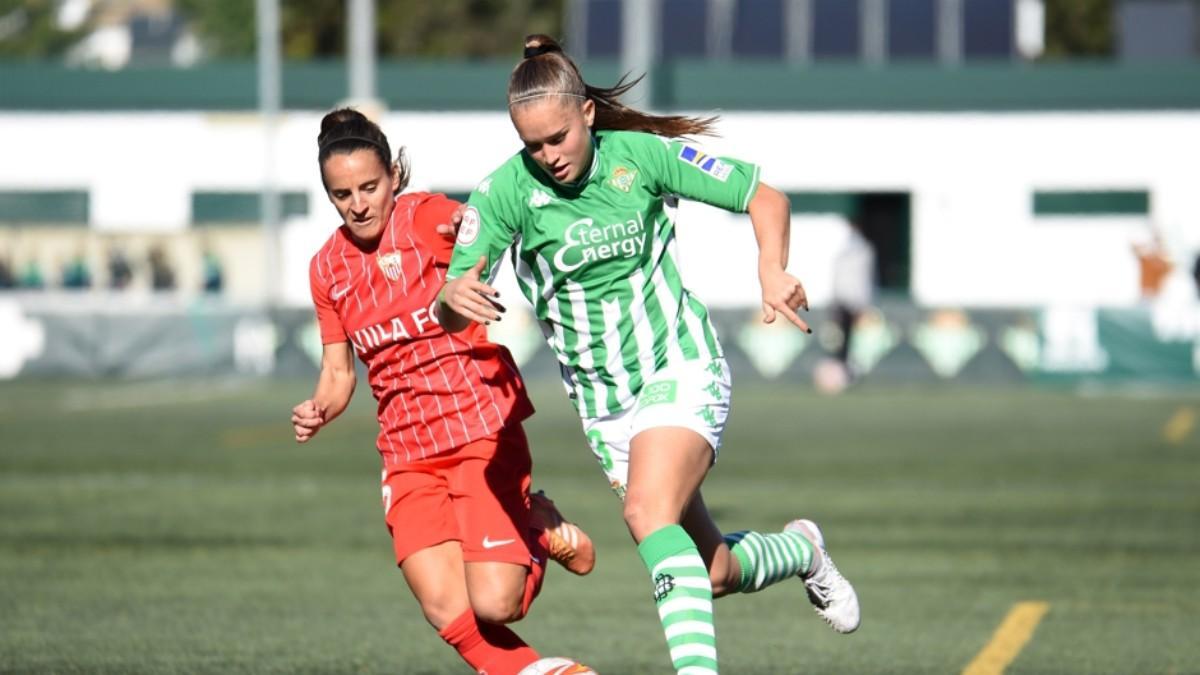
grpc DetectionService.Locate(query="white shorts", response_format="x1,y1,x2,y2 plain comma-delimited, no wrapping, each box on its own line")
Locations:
581,357,732,499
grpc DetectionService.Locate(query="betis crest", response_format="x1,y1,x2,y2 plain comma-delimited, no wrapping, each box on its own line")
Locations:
377,251,403,282
609,166,637,193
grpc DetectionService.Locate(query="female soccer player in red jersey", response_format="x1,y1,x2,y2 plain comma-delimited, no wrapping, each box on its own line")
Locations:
290,108,594,675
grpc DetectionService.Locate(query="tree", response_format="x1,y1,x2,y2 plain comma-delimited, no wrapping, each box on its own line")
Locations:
176,0,564,60
1043,0,1113,59
0,0,88,58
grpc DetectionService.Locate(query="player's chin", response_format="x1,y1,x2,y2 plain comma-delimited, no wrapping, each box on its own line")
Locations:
349,219,381,238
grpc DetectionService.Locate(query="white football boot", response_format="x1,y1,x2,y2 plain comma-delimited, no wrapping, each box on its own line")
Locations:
785,518,861,634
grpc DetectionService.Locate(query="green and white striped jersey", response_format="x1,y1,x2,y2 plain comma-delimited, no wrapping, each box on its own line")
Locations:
448,129,760,419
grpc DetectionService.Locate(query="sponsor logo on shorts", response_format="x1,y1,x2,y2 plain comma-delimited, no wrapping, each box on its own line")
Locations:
610,480,627,501
482,536,516,549
638,380,677,407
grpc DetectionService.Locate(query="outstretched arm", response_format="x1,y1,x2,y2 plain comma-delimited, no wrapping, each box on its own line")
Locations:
291,341,356,443
438,256,505,334
748,182,811,332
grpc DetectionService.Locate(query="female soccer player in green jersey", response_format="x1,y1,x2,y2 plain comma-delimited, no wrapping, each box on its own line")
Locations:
439,35,861,674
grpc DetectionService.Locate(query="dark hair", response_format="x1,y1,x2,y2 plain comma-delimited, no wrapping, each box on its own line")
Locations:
509,34,717,138
316,108,410,194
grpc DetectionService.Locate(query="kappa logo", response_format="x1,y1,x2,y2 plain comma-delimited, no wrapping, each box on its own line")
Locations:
609,166,638,192
476,177,492,195
377,251,403,282
529,189,553,208
677,145,733,182
482,536,516,549
457,206,481,246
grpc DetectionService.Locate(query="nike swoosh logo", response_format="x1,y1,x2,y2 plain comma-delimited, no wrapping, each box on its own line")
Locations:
331,286,352,300
482,536,516,549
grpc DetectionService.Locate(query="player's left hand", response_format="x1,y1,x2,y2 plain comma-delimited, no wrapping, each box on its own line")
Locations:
760,268,811,333
435,203,468,239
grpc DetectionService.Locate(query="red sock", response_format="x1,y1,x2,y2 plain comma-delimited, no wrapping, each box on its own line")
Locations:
520,529,549,616
438,609,539,675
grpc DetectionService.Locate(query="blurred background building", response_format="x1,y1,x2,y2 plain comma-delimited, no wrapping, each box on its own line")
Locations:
0,0,1197,384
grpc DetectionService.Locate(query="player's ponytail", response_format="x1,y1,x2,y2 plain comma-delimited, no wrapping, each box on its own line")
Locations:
317,107,411,194
509,34,717,138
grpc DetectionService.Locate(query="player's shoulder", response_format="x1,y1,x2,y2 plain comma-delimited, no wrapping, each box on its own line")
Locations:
309,225,351,283
598,130,679,176
469,151,533,208
599,129,675,153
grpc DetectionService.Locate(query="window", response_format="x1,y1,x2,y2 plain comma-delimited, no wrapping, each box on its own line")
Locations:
813,0,861,60
192,192,309,225
0,191,88,225
889,0,937,60
733,0,786,58
661,0,709,59
1032,190,1150,216
585,0,623,58
964,0,1014,60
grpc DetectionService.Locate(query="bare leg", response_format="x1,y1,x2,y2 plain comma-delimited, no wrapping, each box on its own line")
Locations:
400,540,471,630
680,492,743,597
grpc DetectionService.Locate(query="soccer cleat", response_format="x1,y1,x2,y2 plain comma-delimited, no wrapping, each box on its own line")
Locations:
530,490,595,576
785,518,860,634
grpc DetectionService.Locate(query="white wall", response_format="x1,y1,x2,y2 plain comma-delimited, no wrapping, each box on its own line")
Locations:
4,110,1198,308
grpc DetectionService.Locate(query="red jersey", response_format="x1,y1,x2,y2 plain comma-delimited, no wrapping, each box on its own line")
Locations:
309,191,533,466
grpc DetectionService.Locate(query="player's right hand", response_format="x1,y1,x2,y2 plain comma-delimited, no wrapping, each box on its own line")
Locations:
439,256,506,325
291,399,326,443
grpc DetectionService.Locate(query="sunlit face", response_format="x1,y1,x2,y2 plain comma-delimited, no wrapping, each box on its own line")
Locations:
511,97,595,184
322,149,398,246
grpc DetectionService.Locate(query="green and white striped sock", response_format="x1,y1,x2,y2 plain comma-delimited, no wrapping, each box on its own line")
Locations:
638,525,718,675
723,529,814,594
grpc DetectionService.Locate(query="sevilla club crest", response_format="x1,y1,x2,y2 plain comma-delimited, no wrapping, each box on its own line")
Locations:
377,251,403,282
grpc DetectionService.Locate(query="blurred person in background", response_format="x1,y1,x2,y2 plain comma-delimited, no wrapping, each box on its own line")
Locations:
1132,230,1172,300
0,253,15,289
816,214,876,394
148,245,176,291
439,35,860,675
18,257,44,290
1193,253,1200,299
106,246,133,290
60,248,92,290
289,108,594,675
200,243,223,294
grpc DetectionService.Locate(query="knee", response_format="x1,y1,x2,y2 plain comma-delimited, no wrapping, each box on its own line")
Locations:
470,590,526,625
418,594,469,631
623,493,674,541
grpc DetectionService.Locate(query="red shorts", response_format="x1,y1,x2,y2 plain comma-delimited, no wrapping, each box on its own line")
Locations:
381,423,533,567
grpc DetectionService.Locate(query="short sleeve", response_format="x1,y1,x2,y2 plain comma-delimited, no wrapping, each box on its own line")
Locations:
309,256,347,345
410,193,461,265
446,172,520,284
644,135,761,213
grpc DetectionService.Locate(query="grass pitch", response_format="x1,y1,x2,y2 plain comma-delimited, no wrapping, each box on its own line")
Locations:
1,377,1197,674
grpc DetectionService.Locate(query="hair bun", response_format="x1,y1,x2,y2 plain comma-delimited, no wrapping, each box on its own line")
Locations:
319,108,368,139
523,34,562,59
